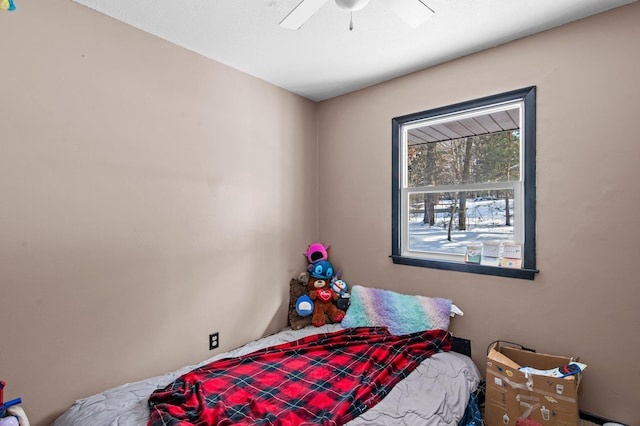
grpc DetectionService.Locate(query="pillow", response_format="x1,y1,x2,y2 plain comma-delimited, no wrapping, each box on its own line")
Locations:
341,285,453,335
287,275,312,330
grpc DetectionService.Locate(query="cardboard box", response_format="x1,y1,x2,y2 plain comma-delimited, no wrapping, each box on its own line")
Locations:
485,342,582,426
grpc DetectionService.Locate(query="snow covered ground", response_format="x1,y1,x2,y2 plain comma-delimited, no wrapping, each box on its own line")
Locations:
409,198,514,255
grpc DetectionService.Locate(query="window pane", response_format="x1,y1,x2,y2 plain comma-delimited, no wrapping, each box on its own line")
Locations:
408,131,520,187
392,87,536,278
408,189,515,255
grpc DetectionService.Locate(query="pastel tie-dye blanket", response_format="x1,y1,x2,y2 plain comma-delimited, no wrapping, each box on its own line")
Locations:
341,285,452,334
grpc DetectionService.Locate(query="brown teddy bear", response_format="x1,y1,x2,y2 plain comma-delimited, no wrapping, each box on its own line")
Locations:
308,276,345,327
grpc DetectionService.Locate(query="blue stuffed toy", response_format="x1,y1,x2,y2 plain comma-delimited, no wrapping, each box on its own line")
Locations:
295,295,314,317
330,278,348,295
307,260,334,280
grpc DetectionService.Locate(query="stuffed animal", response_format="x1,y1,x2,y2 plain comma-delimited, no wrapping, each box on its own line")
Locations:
307,259,334,280
295,295,314,317
308,276,345,327
330,278,348,296
304,242,329,264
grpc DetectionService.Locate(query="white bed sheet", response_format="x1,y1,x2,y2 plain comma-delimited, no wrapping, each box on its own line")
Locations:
53,324,481,425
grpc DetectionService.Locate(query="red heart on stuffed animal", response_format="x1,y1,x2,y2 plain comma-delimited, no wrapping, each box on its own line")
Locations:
317,288,333,302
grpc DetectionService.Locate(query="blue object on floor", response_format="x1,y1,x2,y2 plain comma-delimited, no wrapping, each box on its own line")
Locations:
458,390,482,426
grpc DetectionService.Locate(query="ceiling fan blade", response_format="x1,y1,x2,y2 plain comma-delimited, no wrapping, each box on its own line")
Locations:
280,0,329,30
384,0,434,28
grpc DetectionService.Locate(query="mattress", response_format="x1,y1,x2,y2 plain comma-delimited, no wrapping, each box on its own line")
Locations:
53,324,481,425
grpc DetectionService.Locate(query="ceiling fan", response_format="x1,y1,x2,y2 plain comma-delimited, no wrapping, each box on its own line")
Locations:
280,0,435,31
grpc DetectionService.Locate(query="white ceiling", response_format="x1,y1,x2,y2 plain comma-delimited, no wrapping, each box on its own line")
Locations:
72,0,636,102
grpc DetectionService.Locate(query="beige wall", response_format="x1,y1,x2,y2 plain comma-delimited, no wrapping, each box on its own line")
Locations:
317,3,640,424
2,1,639,425
0,1,317,425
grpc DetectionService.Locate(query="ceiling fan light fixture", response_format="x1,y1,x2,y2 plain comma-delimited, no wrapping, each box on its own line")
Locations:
334,0,370,12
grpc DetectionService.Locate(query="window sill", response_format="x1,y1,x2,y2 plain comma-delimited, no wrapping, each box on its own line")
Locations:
390,255,538,280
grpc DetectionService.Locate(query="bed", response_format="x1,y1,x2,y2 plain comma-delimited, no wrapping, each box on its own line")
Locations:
53,285,482,425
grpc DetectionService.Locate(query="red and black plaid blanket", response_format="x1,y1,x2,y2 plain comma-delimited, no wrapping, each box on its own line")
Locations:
148,327,451,426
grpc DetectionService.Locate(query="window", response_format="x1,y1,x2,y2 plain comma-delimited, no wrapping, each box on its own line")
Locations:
391,87,537,279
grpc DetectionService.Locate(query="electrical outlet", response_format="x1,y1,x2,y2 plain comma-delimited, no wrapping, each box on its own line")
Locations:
209,332,219,350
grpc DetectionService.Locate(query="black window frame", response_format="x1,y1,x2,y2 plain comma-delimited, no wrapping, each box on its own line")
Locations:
391,87,538,280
